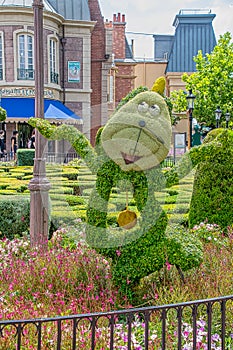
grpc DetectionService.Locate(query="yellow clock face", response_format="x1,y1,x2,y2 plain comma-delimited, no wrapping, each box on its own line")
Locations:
117,209,137,230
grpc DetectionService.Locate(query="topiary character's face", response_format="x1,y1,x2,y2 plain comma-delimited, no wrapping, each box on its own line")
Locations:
101,91,172,171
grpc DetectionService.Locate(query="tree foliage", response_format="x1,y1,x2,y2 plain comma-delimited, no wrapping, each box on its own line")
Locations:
171,32,233,126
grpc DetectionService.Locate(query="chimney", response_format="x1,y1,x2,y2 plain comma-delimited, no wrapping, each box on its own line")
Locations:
112,13,126,59
104,19,113,28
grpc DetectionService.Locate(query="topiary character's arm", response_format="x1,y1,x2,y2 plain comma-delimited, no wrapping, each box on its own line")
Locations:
164,137,221,187
28,117,56,138
28,117,98,172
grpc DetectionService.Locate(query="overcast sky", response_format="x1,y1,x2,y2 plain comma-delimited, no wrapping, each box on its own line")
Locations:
99,0,233,59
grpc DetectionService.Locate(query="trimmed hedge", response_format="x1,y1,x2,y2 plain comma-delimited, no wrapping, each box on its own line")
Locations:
189,129,233,230
17,149,35,166
0,196,30,238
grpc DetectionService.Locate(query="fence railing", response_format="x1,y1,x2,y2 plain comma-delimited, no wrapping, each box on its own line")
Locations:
0,152,78,163
44,152,78,164
1,295,233,349
0,152,177,167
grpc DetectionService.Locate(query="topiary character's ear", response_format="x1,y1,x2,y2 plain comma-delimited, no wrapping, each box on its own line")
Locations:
151,76,166,95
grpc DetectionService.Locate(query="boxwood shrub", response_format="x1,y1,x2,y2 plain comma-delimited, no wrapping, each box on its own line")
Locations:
0,196,30,239
17,149,35,166
189,129,233,230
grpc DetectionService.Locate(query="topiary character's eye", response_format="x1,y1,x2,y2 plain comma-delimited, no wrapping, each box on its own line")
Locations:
149,104,160,118
138,101,149,113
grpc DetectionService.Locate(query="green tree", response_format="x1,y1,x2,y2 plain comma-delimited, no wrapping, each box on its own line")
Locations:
170,32,233,126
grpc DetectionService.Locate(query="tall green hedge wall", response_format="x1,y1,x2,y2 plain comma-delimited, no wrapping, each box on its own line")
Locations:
189,129,233,230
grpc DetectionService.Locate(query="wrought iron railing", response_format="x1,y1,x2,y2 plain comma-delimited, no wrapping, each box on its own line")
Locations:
17,68,35,80
44,152,78,164
0,152,78,163
0,295,233,349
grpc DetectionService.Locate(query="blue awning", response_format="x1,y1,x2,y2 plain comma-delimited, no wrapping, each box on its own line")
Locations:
1,97,82,124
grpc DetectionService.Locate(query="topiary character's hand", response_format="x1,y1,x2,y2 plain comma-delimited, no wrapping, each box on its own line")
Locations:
28,117,56,139
0,107,7,122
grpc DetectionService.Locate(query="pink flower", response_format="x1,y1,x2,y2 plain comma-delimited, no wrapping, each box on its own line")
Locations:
116,250,121,257
165,261,172,271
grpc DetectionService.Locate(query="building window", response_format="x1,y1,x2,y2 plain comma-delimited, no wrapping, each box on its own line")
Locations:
17,34,34,80
49,38,59,84
0,34,3,80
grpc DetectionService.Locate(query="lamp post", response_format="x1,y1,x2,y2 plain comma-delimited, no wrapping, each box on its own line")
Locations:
28,0,50,251
225,111,230,129
215,106,222,128
186,89,196,149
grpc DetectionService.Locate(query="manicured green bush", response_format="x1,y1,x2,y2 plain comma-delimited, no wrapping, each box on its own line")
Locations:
61,167,78,180
168,213,189,226
166,225,203,271
189,129,233,230
17,149,35,166
0,196,30,239
50,210,86,230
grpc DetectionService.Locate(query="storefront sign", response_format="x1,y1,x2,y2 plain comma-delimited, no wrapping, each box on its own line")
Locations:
0,87,55,99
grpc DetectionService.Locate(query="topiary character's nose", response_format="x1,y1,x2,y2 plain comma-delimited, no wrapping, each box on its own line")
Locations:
139,120,146,127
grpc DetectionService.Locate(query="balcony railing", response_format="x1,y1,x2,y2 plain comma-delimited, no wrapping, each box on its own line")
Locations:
17,68,35,80
0,68,3,80
0,295,233,349
50,71,59,84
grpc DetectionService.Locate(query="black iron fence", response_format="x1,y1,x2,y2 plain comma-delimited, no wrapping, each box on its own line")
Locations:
44,152,78,164
0,152,78,163
0,152,176,166
1,295,233,349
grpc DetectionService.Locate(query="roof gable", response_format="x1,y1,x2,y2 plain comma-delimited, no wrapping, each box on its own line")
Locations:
47,0,90,21
166,9,217,73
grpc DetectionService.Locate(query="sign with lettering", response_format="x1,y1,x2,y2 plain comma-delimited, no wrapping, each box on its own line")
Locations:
0,87,55,99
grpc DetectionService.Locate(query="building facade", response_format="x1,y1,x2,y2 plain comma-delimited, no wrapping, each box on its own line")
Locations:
0,4,218,156
0,0,112,155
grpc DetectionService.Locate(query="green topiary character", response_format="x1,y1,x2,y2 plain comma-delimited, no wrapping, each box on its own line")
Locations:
165,128,233,231
29,78,203,297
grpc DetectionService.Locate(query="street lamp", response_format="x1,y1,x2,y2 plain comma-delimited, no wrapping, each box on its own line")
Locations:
28,0,50,251
225,111,230,128
186,89,196,149
215,106,222,128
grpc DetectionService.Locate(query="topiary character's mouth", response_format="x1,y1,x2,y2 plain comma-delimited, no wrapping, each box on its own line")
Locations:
121,152,142,164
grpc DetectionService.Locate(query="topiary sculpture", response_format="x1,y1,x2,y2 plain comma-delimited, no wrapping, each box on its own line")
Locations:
165,128,233,231
29,78,203,297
